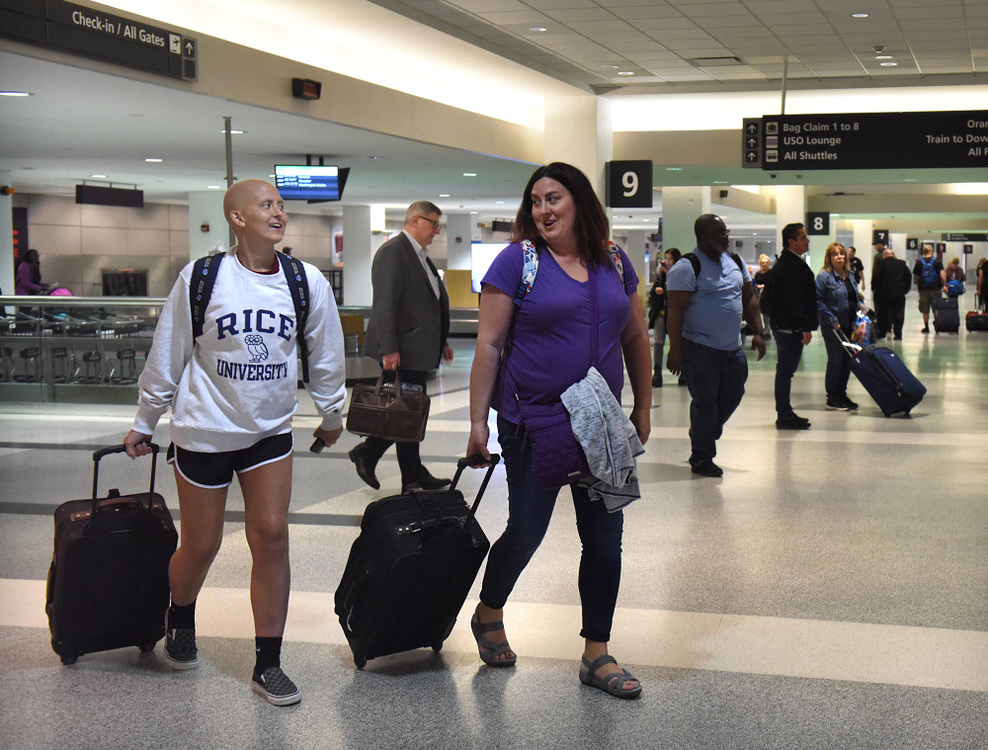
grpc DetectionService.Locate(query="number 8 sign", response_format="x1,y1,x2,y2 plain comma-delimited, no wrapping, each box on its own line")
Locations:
806,212,830,236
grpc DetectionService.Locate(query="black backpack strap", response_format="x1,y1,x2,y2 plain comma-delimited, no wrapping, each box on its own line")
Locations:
729,252,745,273
683,252,701,279
190,253,224,341
276,252,310,384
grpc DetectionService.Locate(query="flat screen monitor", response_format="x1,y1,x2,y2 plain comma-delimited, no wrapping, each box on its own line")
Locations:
471,242,509,293
274,165,349,202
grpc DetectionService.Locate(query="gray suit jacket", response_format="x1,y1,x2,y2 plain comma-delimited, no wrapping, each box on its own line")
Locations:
362,232,450,372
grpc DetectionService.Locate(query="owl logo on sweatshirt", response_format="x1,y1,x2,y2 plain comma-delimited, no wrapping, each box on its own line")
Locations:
244,334,269,363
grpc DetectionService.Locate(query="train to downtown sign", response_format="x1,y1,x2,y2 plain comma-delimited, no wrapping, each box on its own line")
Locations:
743,111,988,171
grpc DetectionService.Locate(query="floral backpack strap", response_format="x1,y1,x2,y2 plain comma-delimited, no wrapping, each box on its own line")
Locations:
515,239,540,305
607,240,625,283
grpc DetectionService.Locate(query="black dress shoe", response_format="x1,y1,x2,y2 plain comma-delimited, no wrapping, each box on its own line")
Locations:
691,461,723,477
402,472,451,493
652,372,663,388
776,414,811,430
348,447,380,490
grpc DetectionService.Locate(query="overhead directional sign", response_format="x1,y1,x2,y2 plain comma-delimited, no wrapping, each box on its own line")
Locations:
742,111,988,171
0,0,197,81
742,118,761,169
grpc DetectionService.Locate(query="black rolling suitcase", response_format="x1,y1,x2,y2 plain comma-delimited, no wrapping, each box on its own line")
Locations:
335,454,500,669
933,297,960,333
46,444,178,664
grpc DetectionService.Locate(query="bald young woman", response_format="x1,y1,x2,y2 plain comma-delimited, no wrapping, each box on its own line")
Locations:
124,180,346,705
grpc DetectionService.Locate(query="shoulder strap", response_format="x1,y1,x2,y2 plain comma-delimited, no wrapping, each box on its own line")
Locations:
516,239,626,305
515,239,540,305
276,252,311,384
683,251,744,279
190,252,223,341
683,252,701,278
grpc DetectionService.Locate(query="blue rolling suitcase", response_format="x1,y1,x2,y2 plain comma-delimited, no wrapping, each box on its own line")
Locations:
841,333,926,417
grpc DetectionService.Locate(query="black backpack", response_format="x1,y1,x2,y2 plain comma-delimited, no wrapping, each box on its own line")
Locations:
189,251,311,383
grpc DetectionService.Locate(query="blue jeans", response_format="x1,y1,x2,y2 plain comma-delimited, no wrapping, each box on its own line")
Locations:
479,415,624,643
821,324,851,401
682,339,747,466
773,329,805,419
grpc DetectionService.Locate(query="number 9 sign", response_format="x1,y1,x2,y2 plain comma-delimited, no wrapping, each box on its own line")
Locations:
606,160,653,208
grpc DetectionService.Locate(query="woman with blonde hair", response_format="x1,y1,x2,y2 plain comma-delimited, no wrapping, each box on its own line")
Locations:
815,242,862,411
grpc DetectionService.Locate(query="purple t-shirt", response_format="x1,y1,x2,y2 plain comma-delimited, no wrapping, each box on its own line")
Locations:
483,242,639,424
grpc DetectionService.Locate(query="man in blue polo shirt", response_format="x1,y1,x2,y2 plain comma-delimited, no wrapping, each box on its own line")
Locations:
666,214,766,477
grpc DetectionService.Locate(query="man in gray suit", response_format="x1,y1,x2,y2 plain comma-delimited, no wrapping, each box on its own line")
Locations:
349,200,453,492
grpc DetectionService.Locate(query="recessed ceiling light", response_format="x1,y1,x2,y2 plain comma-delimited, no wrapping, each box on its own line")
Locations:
876,54,893,59
219,129,245,134
463,173,477,177
207,185,221,189
145,158,163,162
617,71,635,76
603,64,619,69
90,174,107,179
666,167,683,171
851,13,870,18
713,180,727,184
366,155,382,159
881,62,897,66
439,194,450,198
495,200,505,204
530,26,547,32
0,91,32,97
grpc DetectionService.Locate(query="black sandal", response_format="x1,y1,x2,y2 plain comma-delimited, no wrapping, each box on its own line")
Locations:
470,608,517,667
579,654,642,699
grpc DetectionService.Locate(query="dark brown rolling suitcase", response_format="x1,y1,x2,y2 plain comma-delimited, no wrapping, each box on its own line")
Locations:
335,454,499,669
46,444,178,664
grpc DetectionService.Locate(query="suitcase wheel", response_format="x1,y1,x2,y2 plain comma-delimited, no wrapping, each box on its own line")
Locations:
431,643,443,653
354,654,367,670
60,654,78,665
139,643,156,654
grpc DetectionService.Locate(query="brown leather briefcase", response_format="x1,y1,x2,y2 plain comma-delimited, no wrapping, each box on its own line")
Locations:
345,371,430,443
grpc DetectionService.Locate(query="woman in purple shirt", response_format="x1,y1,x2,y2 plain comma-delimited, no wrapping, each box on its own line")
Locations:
465,162,652,699
15,249,48,296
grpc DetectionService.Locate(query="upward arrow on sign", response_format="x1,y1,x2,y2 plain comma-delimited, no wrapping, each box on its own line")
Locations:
747,124,758,134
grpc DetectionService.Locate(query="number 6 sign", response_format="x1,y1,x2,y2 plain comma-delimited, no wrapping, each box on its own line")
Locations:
605,160,653,208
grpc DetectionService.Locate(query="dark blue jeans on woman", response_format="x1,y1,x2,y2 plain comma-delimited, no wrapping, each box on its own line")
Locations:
479,415,624,643
820,323,852,401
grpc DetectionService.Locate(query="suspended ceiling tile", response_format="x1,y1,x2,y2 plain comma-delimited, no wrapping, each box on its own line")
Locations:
528,0,600,8
700,15,767,28
447,0,528,11
894,5,965,19
541,7,619,22
745,0,822,13
635,18,703,32
607,5,690,20
475,10,554,25
644,29,717,41
677,3,754,18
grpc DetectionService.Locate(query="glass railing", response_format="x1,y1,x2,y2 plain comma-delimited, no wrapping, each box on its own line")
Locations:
0,296,163,403
1,296,478,403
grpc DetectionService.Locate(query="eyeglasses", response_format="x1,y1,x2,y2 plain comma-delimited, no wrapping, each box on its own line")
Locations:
706,229,730,238
416,215,441,231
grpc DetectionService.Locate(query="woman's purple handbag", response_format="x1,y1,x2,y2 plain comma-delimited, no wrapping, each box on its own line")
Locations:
518,401,591,488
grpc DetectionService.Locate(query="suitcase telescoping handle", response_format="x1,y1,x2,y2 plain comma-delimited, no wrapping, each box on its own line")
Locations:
454,453,500,528
91,443,160,514
836,328,861,357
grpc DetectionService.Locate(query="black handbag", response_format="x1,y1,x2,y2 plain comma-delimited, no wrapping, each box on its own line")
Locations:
345,371,430,443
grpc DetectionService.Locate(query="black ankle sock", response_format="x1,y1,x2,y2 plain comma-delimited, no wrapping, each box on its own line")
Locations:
168,600,196,630
254,636,283,676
